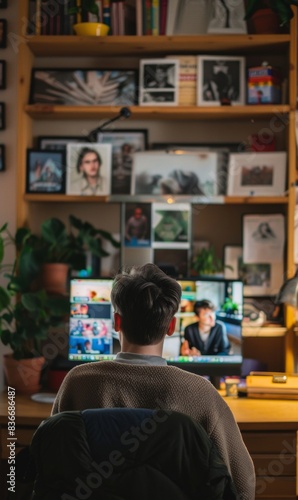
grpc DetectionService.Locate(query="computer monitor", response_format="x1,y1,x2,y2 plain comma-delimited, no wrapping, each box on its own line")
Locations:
164,277,243,383
67,276,243,385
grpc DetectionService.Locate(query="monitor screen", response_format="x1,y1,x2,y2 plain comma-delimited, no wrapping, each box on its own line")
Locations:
164,277,243,379
68,278,118,363
67,276,243,381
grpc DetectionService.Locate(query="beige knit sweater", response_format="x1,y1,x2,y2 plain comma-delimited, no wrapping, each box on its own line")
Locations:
52,361,256,500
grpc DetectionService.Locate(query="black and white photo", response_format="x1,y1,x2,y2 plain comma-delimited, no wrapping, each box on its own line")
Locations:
66,143,112,196
26,150,66,194
243,214,285,264
139,59,179,106
97,129,148,195
197,55,245,106
30,69,137,106
207,0,247,34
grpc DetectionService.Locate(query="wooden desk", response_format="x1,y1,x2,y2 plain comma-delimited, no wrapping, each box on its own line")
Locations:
0,392,297,499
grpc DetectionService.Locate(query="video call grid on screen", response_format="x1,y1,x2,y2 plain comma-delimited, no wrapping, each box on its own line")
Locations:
68,278,116,362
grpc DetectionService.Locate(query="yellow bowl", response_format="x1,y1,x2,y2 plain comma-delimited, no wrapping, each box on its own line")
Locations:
73,23,110,37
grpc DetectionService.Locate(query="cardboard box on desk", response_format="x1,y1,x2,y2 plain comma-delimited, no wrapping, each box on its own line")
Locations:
246,372,298,400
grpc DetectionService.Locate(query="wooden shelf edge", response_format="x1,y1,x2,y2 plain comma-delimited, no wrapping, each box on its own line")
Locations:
26,34,291,57
24,194,109,202
25,104,291,120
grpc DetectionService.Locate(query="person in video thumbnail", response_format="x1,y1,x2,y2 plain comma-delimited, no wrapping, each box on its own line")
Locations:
181,299,230,356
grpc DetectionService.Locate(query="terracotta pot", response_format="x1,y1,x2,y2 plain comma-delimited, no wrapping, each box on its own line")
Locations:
3,354,45,394
41,263,69,295
250,8,281,34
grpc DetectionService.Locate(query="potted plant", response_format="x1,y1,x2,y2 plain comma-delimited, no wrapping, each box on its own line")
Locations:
36,215,120,294
0,223,69,393
69,0,110,36
245,0,298,33
221,297,239,315
191,246,233,277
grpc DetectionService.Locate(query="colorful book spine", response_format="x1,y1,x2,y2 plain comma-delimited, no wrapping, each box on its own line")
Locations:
103,0,111,28
145,0,152,35
166,55,197,106
159,0,167,35
151,0,159,35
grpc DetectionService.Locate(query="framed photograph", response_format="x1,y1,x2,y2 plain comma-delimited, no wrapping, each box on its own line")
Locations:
152,202,191,249
30,69,137,106
26,149,66,194
97,129,148,195
38,135,84,152
0,60,6,89
197,55,245,106
0,1,7,7
66,143,112,196
0,19,6,48
227,152,287,196
0,144,5,172
224,245,284,296
132,151,220,196
207,0,247,34
0,102,5,130
139,59,179,106
123,203,152,248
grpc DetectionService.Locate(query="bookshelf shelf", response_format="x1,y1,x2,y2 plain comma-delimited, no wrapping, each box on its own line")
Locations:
25,104,291,121
26,34,291,57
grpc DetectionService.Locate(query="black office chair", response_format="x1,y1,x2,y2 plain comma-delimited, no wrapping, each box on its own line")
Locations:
29,408,238,500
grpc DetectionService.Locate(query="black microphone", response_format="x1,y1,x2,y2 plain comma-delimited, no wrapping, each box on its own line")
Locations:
88,107,132,142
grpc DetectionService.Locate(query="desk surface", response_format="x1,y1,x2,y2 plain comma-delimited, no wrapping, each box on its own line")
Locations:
0,391,297,431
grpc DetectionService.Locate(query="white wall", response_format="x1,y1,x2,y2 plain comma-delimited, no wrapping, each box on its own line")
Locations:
0,1,19,390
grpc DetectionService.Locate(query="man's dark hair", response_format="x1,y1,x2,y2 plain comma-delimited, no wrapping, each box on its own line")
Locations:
76,147,102,174
194,299,215,315
111,263,181,345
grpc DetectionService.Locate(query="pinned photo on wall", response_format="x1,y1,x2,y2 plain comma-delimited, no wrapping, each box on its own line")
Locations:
139,59,179,106
243,214,285,264
66,143,112,196
26,149,66,194
123,203,152,248
152,203,191,249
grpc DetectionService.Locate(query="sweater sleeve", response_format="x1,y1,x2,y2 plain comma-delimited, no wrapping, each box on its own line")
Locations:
208,394,256,500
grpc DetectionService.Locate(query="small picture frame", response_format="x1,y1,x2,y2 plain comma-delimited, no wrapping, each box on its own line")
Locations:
26,149,66,194
97,129,148,195
152,202,191,249
0,19,7,48
207,0,247,34
0,144,5,171
139,59,179,106
30,69,137,106
0,60,6,89
132,150,220,196
66,143,112,196
197,55,245,106
224,245,284,296
38,135,84,152
227,152,287,196
0,102,5,130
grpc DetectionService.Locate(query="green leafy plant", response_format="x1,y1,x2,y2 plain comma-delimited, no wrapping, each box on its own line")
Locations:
69,0,100,23
34,215,120,271
221,297,239,315
245,0,298,27
191,246,232,276
0,223,68,360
